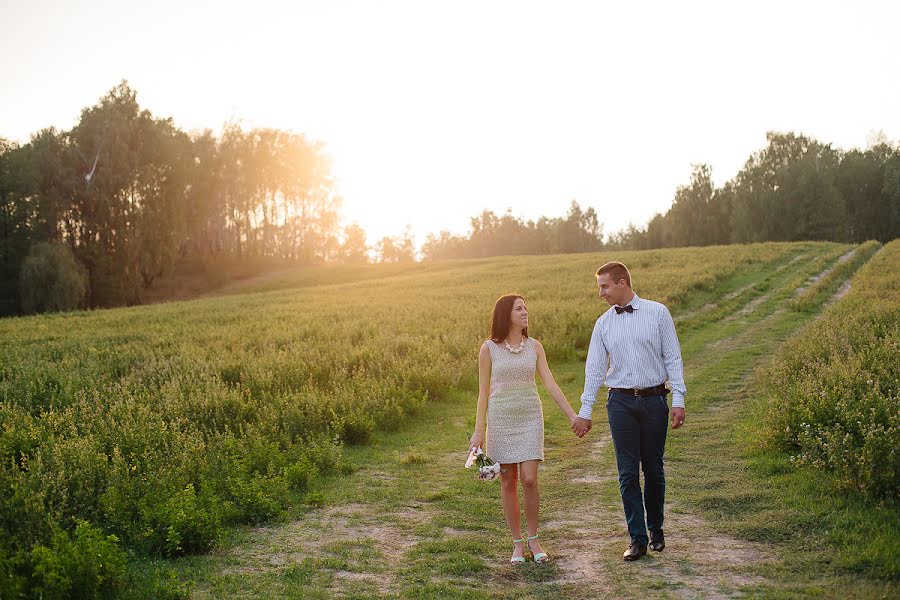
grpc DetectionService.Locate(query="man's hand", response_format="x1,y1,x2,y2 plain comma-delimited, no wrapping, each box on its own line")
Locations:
671,407,685,429
571,417,592,438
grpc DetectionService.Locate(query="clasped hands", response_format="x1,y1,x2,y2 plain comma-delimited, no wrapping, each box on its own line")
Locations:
570,416,592,438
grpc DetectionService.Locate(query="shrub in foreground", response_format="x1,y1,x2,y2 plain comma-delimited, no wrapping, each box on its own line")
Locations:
761,241,899,500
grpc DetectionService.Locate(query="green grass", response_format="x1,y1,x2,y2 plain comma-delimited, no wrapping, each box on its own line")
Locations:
153,241,896,598
1,241,896,598
744,240,899,581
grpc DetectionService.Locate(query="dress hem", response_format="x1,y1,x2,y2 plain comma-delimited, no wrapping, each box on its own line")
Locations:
493,456,544,465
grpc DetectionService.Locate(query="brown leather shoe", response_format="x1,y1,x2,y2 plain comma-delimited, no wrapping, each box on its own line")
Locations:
623,541,647,561
649,529,665,552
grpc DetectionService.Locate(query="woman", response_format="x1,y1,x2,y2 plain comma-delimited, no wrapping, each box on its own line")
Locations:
469,294,580,564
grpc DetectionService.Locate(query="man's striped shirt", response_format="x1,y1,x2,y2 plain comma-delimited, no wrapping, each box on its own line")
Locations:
579,292,686,419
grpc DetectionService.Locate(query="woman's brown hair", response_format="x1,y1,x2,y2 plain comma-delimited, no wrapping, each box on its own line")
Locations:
490,294,528,343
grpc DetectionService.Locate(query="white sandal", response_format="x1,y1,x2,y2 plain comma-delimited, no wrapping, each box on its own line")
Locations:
510,538,526,564
528,534,549,563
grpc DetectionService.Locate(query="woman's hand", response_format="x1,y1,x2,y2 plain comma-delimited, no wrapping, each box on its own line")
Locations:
469,431,485,451
572,417,592,438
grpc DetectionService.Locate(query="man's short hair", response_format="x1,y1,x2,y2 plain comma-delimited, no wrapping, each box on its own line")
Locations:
596,261,631,287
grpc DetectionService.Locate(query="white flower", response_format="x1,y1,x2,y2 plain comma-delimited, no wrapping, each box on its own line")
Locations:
465,447,477,469
479,464,501,479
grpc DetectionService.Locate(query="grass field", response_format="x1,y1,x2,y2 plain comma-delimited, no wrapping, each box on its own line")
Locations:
1,240,896,598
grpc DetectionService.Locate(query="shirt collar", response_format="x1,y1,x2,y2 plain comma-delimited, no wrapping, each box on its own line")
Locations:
620,292,641,310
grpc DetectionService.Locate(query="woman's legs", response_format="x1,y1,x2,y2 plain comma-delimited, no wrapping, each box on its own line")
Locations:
499,463,524,559
519,460,545,557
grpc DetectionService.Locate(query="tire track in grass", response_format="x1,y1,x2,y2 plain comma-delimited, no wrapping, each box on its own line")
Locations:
698,246,857,357
674,247,843,356
792,248,856,297
674,249,813,328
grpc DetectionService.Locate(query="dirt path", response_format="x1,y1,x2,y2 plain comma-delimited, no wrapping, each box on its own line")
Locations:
191,367,782,597
534,402,778,599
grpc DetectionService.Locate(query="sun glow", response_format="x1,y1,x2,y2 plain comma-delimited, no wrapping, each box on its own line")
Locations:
2,1,899,247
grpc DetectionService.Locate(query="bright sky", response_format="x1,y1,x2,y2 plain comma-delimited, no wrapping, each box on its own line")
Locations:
2,0,899,246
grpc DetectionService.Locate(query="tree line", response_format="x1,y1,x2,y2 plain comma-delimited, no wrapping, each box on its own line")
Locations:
0,82,608,315
0,82,369,315
2,82,897,315
609,132,900,249
420,201,604,260
409,132,898,261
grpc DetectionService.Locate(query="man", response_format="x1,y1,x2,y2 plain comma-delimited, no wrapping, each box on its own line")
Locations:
571,261,686,561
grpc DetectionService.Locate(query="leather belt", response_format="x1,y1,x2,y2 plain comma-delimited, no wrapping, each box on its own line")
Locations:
609,384,669,397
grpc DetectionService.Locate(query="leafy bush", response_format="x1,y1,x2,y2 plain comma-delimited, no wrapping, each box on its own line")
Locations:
144,484,222,557
29,521,128,600
284,456,319,492
761,241,900,500
18,242,88,314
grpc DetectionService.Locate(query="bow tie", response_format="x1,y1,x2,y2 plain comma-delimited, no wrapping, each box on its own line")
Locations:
615,305,634,314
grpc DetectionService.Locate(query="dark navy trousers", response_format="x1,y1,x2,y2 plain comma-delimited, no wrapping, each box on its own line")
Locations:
606,390,669,545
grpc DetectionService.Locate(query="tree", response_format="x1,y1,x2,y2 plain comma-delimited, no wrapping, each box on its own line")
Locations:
421,230,466,261
880,150,900,242
0,140,35,315
184,130,226,256
556,200,604,253
340,223,369,263
784,146,844,241
376,226,416,263
838,144,900,243
19,242,88,314
667,164,715,246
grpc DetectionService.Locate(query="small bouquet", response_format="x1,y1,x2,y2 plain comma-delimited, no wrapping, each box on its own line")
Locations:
465,445,503,481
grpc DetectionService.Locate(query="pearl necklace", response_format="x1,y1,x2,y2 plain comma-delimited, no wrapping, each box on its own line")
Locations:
504,338,526,354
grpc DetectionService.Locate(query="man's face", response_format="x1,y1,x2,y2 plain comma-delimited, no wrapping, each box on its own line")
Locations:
596,273,628,306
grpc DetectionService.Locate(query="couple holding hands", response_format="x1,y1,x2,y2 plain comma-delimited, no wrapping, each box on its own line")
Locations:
468,261,686,564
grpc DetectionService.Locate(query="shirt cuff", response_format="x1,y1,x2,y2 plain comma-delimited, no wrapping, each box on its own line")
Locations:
578,402,594,420
672,392,685,409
